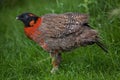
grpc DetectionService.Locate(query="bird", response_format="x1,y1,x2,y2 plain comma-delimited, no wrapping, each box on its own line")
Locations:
16,12,108,73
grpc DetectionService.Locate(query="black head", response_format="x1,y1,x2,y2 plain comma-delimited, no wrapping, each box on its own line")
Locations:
16,13,39,27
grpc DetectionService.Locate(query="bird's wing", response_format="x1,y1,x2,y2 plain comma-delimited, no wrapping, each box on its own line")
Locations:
39,12,89,38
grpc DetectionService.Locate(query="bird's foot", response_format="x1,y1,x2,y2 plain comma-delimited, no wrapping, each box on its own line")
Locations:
51,67,59,74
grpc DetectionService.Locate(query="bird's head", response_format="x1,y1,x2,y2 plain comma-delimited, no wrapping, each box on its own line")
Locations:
16,13,39,27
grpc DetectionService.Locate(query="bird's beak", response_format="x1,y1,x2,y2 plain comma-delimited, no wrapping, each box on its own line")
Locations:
16,16,19,20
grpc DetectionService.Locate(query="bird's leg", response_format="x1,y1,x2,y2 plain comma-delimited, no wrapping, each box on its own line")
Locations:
50,51,61,73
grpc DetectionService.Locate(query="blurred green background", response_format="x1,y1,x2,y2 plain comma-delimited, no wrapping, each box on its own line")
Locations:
0,0,120,80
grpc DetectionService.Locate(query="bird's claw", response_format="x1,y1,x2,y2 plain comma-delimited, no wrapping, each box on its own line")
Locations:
51,67,59,74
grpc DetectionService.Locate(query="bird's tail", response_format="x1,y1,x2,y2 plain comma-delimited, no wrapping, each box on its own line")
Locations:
95,40,108,53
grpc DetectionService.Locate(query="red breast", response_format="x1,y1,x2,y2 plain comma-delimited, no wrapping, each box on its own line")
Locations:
24,18,50,51
24,18,42,39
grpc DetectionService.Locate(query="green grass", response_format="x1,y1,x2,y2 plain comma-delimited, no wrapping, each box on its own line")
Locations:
0,0,120,80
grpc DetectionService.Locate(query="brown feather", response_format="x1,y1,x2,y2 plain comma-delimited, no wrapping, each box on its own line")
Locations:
33,12,98,52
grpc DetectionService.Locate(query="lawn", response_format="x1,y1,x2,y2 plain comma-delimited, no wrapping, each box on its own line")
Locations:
0,0,120,80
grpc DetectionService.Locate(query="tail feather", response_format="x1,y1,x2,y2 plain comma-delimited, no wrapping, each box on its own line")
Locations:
95,40,108,53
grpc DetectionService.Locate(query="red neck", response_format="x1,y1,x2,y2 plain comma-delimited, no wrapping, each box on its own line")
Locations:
24,18,42,37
